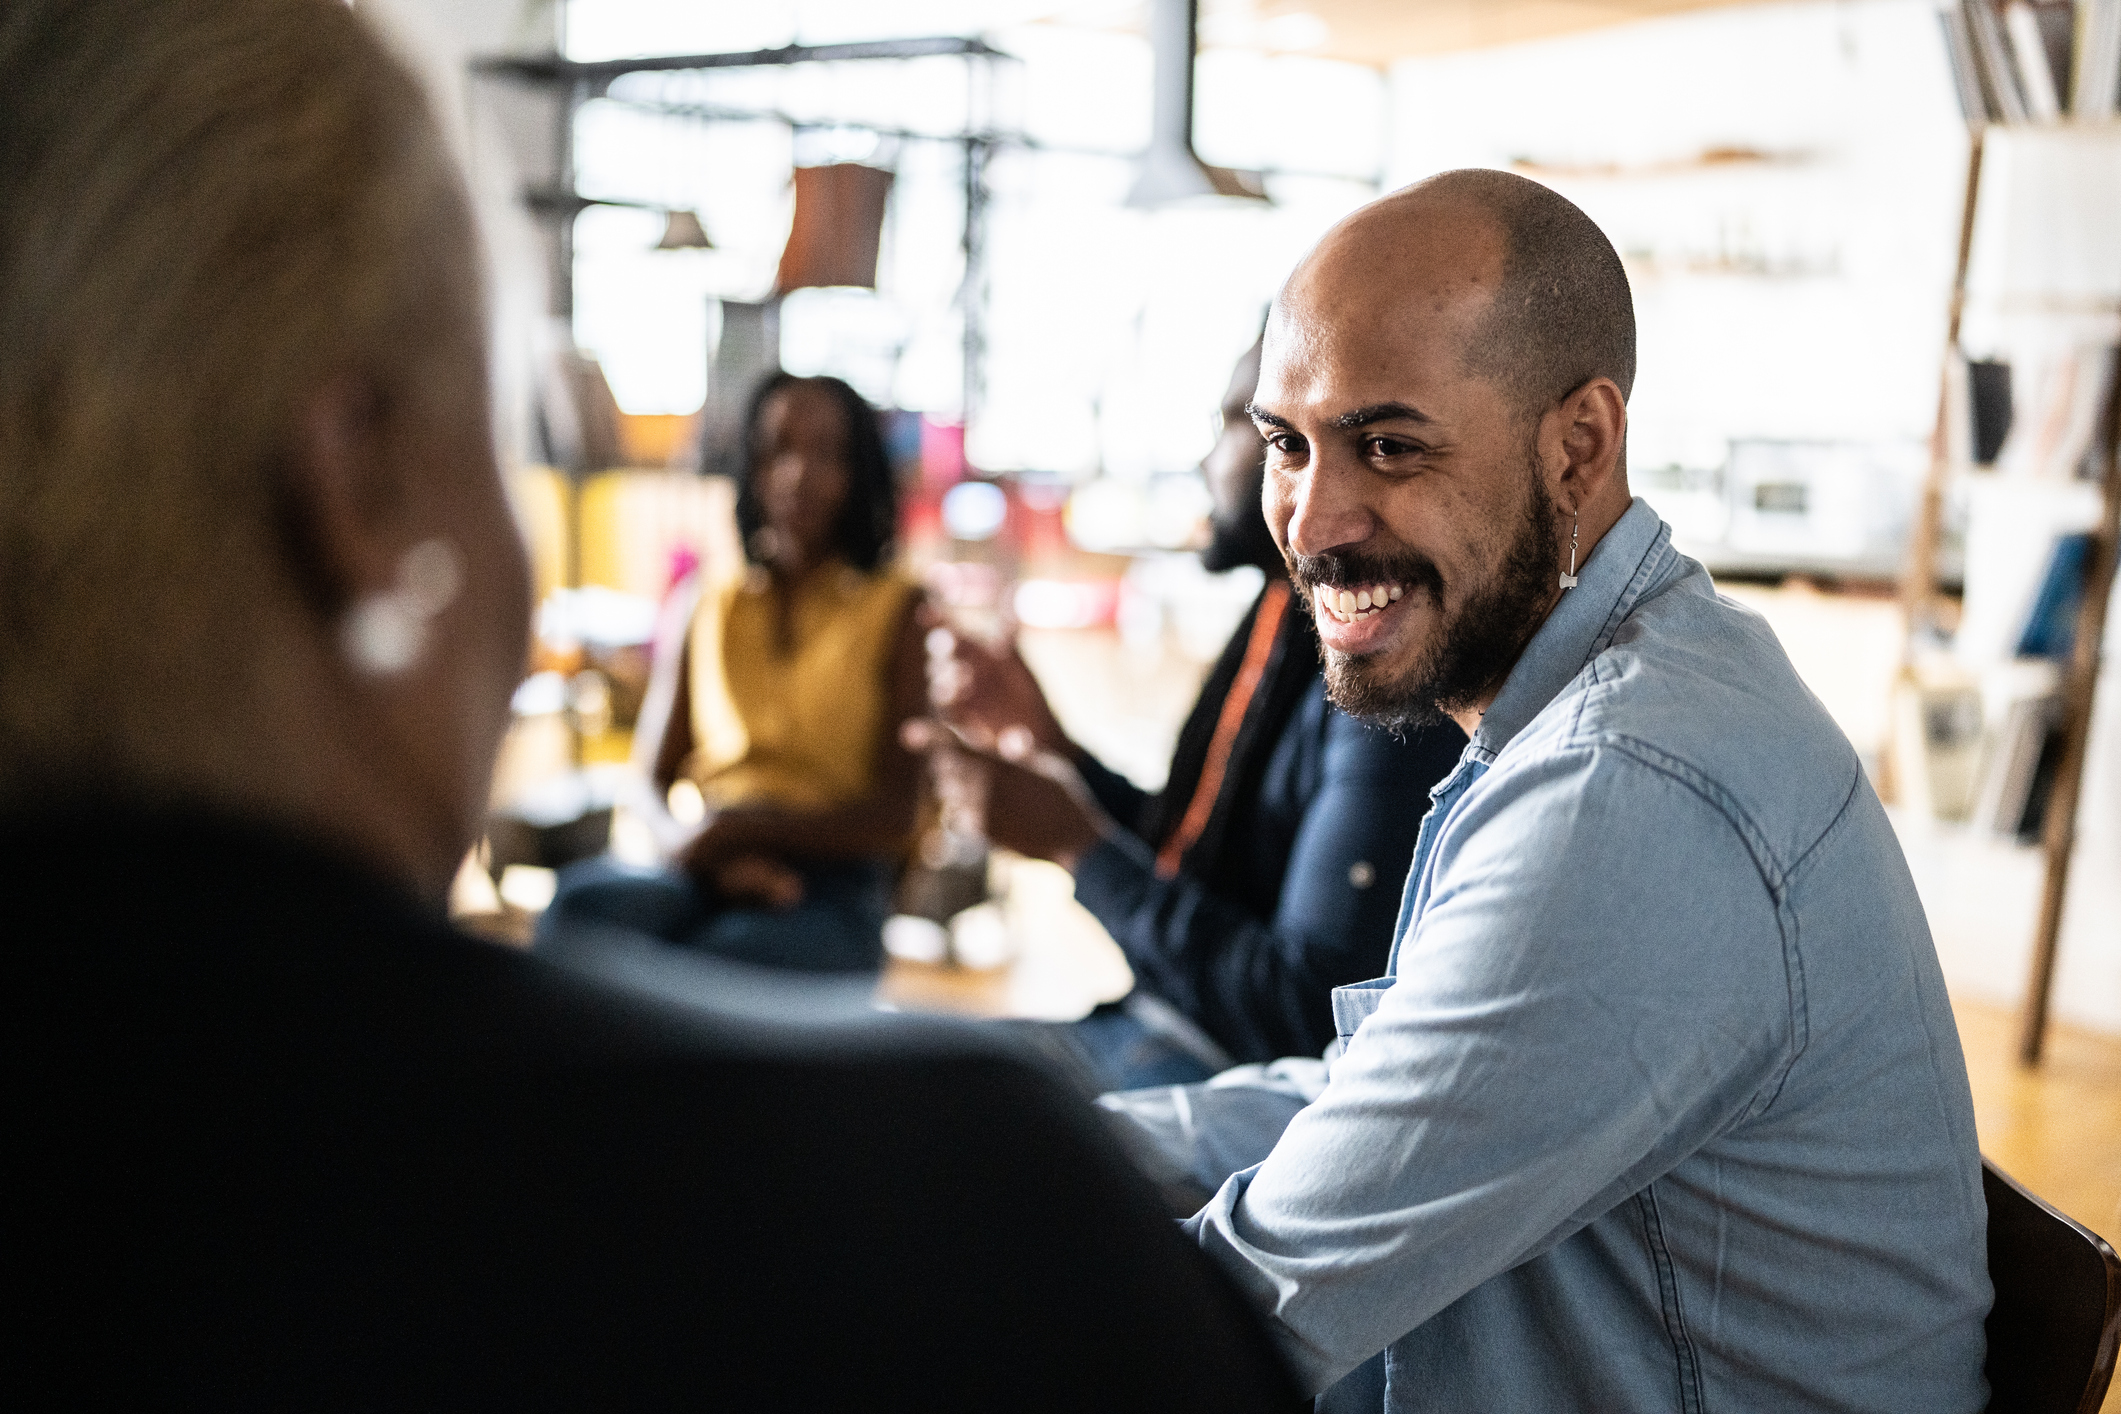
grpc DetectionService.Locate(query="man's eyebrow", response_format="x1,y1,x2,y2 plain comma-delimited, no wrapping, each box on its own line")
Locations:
1333,401,1433,429
1244,402,1293,431
1242,401,1434,431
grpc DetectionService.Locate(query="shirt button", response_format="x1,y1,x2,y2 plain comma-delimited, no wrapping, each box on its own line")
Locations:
1348,861,1375,889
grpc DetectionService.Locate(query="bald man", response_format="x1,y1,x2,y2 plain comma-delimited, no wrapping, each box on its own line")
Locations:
1155,172,1990,1410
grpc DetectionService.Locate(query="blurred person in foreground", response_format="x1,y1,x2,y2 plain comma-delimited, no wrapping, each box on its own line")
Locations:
927,342,1464,1093
537,371,922,975
0,2,1305,1407
943,172,1991,1411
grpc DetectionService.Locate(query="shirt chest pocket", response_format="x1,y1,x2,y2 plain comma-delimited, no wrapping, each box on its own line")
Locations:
1330,976,1397,1050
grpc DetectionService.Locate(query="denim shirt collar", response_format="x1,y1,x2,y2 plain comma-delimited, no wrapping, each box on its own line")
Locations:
1467,497,1676,765
1385,500,1677,965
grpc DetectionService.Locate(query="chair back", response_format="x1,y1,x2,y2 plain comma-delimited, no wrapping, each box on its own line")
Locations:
1983,1158,2121,1414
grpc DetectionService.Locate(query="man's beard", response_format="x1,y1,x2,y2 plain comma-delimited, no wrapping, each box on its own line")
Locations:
1289,462,1562,733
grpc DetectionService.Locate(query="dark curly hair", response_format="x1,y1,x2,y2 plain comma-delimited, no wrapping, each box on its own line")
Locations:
733,372,896,573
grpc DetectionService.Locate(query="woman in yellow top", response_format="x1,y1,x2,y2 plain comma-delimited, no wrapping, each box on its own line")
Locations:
538,374,925,973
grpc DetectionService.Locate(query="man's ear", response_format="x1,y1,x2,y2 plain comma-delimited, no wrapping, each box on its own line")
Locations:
1541,377,1627,515
283,372,400,612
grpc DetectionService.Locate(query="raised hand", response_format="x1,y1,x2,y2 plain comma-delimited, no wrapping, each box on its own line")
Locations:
902,718,1111,872
923,619,1071,758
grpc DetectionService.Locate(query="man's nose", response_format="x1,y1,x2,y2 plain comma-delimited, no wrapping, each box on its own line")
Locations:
1282,462,1372,559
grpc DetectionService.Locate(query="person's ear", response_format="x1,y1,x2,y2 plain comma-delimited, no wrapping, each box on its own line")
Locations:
284,371,402,611
1539,377,1627,515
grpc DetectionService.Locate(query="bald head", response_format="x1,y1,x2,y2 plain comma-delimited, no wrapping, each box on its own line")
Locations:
1280,169,1634,424
1251,168,1637,735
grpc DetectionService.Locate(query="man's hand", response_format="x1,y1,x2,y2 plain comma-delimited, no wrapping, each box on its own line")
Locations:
677,811,806,908
904,719,1112,872
925,623,1071,758
676,808,748,874
708,851,805,909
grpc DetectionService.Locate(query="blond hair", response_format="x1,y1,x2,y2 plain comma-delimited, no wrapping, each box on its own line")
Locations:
0,0,480,792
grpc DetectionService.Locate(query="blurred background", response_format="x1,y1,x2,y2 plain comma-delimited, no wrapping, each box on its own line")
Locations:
394,0,2115,1228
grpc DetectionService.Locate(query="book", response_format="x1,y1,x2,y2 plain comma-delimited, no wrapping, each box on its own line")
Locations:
2013,531,2093,658
1968,358,2014,465
2015,714,2068,841
2077,0,2121,118
1973,691,2060,836
1968,0,2033,122
2032,2,2081,102
2004,3,2064,117
1940,1,1996,121
1996,344,2118,483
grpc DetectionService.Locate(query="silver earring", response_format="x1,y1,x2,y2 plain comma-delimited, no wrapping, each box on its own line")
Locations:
342,538,463,676
1559,515,1580,590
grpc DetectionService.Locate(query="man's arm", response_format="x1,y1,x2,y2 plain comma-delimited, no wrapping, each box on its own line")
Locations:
1073,709,1458,1062
1184,744,1796,1393
1071,751,1152,835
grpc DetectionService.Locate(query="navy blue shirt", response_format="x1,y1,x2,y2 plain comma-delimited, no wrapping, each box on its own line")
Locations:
1070,678,1464,1065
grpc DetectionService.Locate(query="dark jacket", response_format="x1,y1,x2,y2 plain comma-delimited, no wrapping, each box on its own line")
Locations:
1072,585,1465,1063
7,807,1300,1411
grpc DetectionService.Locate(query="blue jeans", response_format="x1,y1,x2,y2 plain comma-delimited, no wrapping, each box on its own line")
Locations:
534,855,890,975
1061,1006,1218,1093
1011,993,1231,1096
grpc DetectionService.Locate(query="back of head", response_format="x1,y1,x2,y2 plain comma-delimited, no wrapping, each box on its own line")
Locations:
0,0,478,799
1421,168,1636,418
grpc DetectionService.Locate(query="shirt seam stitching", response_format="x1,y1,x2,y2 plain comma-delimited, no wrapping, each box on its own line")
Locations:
1592,531,1676,660
1585,738,1813,1116
1752,898,1810,1119
1748,773,1861,1117
1639,1182,1709,1414
1598,737,1791,896
1781,766,1864,889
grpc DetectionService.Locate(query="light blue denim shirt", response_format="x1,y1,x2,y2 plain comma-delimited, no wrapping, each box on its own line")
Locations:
1184,499,1991,1412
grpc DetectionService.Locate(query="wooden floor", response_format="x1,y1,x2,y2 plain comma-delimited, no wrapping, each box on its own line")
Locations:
1955,994,2121,1234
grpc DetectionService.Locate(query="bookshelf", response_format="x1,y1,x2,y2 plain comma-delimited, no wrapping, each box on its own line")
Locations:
1905,1,2121,1063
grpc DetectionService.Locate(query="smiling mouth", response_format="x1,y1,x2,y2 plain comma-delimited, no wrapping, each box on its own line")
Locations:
1314,581,1406,624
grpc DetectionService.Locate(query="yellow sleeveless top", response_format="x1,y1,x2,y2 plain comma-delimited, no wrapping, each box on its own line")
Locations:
685,562,919,811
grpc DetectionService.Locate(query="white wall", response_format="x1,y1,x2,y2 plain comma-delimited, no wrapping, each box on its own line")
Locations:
381,0,559,465
1385,0,1968,471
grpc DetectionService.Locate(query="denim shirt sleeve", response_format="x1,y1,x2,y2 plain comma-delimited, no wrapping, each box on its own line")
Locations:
1183,741,1798,1394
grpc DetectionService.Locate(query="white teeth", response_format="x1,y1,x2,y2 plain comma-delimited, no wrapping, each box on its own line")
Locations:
1318,583,1405,622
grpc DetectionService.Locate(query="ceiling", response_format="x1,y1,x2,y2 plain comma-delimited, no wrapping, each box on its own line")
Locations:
1038,0,1771,65
1279,0,1768,62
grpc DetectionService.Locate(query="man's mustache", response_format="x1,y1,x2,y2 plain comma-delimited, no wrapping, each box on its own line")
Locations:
1286,548,1444,606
